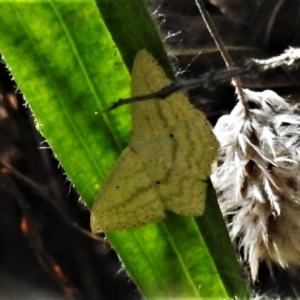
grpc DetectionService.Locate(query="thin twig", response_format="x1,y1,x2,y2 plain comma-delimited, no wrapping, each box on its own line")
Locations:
0,175,80,300
0,160,104,243
102,48,300,111
194,0,249,116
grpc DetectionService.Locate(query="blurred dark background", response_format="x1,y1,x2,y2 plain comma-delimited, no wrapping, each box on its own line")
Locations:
1,0,300,299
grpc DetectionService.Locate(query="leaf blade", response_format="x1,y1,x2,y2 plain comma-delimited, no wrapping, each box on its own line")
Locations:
0,0,131,207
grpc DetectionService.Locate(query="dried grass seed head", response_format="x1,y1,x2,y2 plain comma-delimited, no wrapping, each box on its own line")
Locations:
212,89,300,280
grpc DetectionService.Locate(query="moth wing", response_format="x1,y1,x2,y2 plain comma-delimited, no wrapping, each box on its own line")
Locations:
91,147,165,233
130,50,219,217
158,113,217,216
131,126,210,217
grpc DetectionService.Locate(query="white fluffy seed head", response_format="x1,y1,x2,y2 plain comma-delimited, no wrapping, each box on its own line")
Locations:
211,89,300,280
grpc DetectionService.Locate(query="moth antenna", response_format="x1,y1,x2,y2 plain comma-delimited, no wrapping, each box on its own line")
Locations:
194,0,249,117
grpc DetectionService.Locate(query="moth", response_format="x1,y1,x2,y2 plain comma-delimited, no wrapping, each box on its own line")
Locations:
91,50,218,233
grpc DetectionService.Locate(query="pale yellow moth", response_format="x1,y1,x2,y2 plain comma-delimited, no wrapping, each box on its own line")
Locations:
91,50,219,233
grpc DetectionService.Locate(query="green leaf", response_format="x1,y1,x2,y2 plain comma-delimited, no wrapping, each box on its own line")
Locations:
95,0,174,78
0,0,249,299
0,0,131,207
